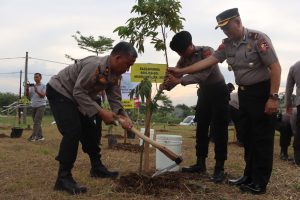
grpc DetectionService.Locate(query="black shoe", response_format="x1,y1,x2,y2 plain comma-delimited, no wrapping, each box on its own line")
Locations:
182,164,206,173
54,176,87,195
240,182,266,195
90,165,119,178
228,176,251,186
210,170,225,183
293,159,300,166
294,150,300,166
27,136,36,142
280,152,288,161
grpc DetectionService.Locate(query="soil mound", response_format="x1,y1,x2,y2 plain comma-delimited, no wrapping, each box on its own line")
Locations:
112,143,142,153
115,172,207,196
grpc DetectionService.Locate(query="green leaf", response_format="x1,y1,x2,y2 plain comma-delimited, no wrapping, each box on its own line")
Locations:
113,0,185,53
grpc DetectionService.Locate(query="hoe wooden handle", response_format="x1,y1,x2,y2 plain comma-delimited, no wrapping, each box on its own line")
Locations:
117,118,182,164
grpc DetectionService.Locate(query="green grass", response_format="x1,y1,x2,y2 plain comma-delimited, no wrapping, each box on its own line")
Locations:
0,115,299,200
0,114,55,128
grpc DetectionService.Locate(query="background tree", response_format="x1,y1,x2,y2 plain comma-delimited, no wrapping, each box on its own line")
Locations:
156,94,174,117
65,31,114,60
0,92,19,111
174,104,195,118
114,0,184,66
114,0,185,172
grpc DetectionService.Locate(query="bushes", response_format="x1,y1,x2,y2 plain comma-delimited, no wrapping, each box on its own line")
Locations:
0,92,19,111
151,112,181,124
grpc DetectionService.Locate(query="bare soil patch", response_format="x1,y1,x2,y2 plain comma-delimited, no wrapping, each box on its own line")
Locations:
112,143,142,153
114,172,208,196
0,133,10,138
103,134,124,139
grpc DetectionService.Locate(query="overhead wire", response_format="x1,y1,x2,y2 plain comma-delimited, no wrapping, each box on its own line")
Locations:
0,57,25,60
0,72,20,74
0,56,69,77
28,57,69,65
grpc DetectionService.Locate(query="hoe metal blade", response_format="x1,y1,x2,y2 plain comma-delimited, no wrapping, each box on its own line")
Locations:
151,163,178,177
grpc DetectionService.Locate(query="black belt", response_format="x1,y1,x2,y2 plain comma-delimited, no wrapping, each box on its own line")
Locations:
200,80,226,89
239,80,270,91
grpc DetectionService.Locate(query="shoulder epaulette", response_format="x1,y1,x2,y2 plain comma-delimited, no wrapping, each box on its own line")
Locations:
248,32,259,40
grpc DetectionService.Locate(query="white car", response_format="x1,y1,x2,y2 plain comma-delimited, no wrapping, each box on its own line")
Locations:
179,115,196,126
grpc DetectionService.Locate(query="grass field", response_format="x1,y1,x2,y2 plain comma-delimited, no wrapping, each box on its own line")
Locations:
0,115,299,200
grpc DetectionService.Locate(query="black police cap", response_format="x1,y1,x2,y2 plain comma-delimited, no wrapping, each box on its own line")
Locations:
170,31,192,53
215,8,240,29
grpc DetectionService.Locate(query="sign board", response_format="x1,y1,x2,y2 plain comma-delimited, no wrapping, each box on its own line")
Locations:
121,73,138,100
121,73,138,109
122,99,135,109
131,63,167,83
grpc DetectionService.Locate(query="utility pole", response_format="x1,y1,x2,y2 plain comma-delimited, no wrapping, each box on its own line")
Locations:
18,70,22,125
23,52,28,124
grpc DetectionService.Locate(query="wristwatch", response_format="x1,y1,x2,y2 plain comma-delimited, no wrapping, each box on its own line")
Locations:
269,93,279,100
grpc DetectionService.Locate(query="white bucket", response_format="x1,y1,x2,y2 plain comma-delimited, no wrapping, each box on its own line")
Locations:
155,134,182,171
139,128,155,147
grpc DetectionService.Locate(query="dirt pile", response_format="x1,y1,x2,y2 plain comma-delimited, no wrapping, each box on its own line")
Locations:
112,143,142,153
115,172,208,196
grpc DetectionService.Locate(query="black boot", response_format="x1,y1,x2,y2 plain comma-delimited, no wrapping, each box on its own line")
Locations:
90,157,119,178
280,148,288,161
240,182,266,195
294,149,300,166
54,164,87,195
210,160,225,183
182,157,206,173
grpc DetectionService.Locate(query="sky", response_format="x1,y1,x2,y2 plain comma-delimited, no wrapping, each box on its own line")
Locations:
0,0,300,106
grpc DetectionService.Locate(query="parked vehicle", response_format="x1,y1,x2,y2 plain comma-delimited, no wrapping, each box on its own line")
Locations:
179,115,196,126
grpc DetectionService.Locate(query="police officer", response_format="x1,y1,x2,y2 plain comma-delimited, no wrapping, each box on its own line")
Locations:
46,42,137,195
275,108,296,161
168,8,281,195
164,31,229,183
285,61,300,165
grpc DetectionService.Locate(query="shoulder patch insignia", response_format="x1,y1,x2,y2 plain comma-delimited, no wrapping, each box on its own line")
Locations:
217,42,225,51
202,49,212,58
258,39,269,53
248,32,259,40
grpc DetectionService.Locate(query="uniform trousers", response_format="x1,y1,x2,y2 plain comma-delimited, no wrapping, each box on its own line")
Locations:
294,106,300,152
238,80,275,186
275,119,292,152
195,81,229,161
46,84,102,169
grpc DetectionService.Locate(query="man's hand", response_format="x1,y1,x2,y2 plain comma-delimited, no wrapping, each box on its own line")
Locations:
163,73,181,91
167,73,181,85
264,98,279,115
98,109,117,125
161,72,182,91
167,67,184,78
118,115,133,131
